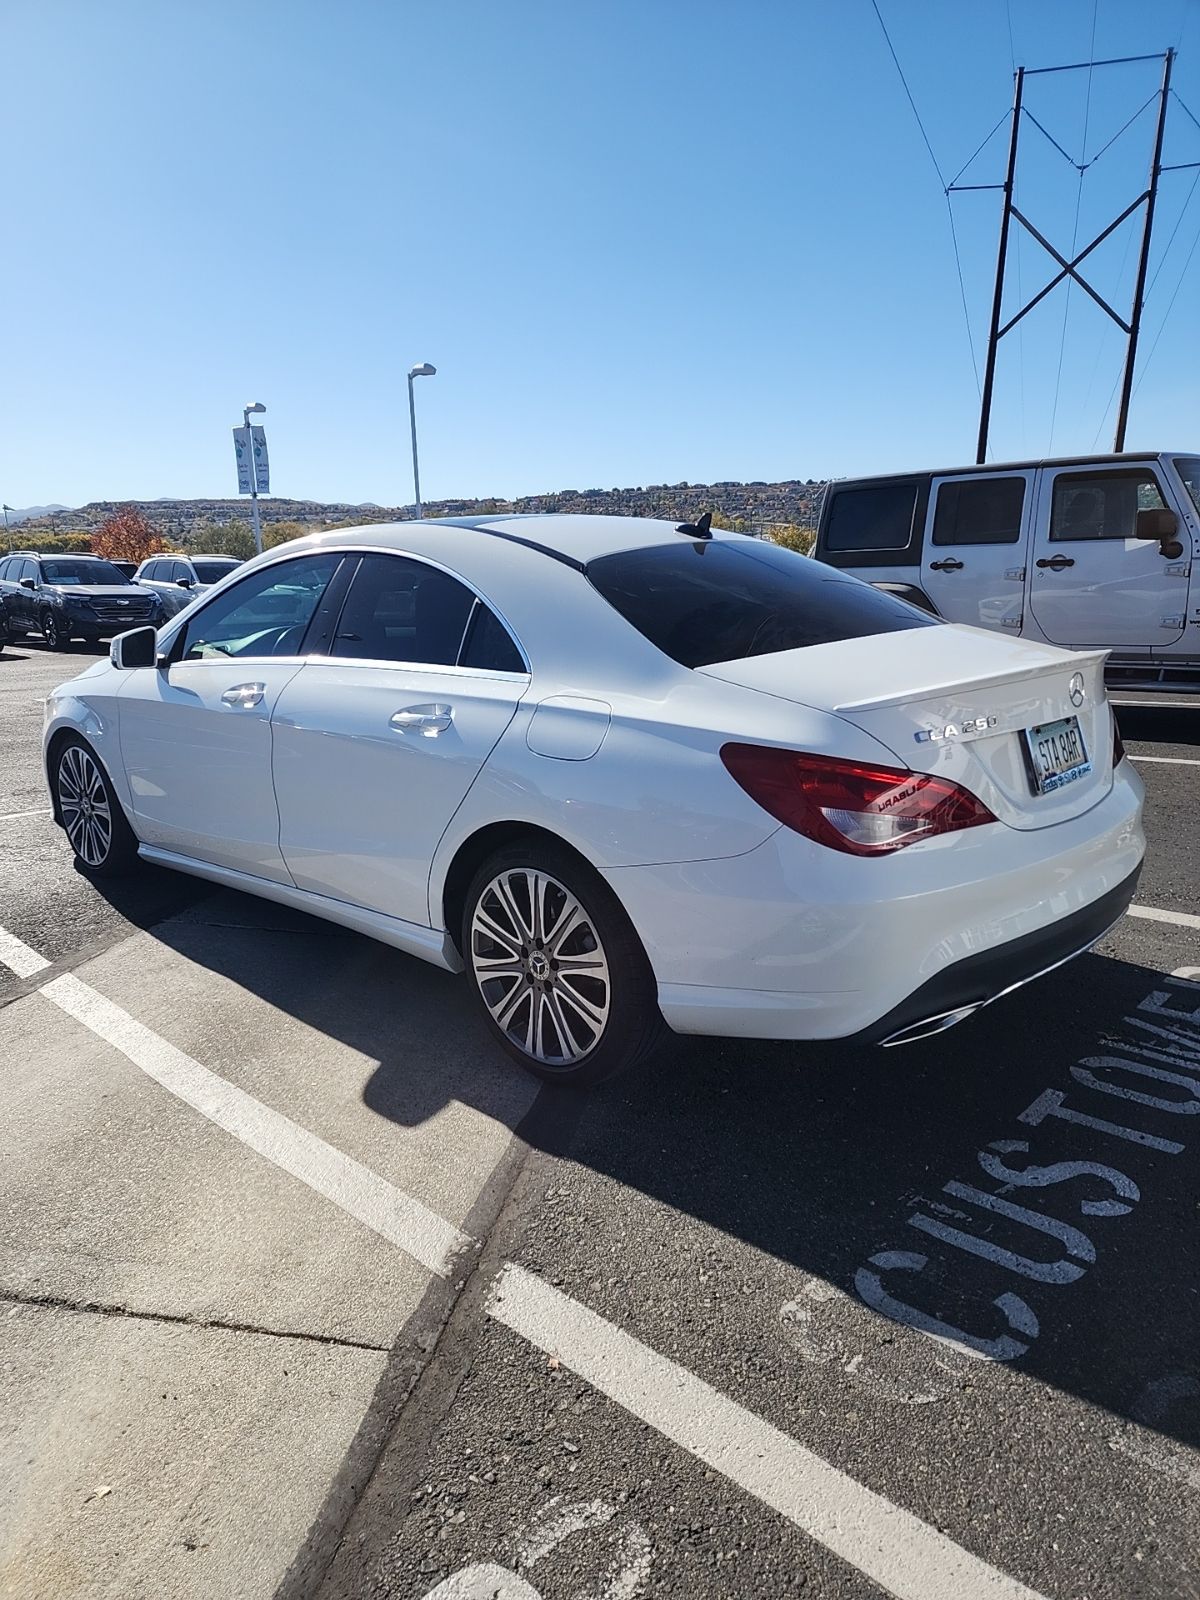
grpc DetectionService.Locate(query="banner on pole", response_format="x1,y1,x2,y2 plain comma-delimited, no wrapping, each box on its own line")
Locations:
232,427,254,494
250,425,270,494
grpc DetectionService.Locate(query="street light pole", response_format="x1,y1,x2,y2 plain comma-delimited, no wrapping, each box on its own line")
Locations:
2,505,10,552
407,363,436,518
244,402,266,554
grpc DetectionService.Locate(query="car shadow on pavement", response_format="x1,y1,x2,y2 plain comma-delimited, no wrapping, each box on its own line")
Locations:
1117,703,1200,748
84,874,1199,1454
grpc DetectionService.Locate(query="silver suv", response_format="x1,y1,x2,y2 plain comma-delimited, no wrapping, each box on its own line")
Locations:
134,553,243,617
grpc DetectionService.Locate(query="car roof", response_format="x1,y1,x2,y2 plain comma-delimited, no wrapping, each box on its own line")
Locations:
189,552,242,560
831,450,1193,488
300,512,733,567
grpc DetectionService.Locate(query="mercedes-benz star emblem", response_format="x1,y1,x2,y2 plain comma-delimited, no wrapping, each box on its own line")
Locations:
1069,672,1086,707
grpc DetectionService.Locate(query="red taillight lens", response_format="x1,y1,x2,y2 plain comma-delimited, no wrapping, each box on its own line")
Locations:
1112,715,1126,768
720,744,996,856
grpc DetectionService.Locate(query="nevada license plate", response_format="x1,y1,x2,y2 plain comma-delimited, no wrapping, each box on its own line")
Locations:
1023,715,1091,795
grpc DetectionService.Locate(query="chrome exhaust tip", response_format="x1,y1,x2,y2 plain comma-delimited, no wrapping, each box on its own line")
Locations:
880,1003,983,1048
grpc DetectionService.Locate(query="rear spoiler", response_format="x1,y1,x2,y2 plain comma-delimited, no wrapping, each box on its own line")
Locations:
833,648,1110,714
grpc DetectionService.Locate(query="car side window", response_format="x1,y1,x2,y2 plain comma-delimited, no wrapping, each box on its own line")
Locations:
825,483,919,552
0,558,11,579
178,554,341,661
1050,470,1166,541
330,554,475,666
932,477,1024,545
23,561,38,583
459,600,526,672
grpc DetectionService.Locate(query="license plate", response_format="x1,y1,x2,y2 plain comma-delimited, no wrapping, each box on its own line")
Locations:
1022,715,1091,795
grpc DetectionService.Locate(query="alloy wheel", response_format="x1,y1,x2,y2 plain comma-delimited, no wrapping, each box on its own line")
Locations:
42,612,60,649
58,745,113,868
470,868,611,1067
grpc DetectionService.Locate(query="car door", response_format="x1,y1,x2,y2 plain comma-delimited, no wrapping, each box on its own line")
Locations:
116,551,346,882
1028,462,1188,648
920,472,1030,632
271,551,528,927
14,559,40,629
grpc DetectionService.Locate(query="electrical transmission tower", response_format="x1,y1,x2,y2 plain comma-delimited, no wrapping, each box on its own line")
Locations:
971,48,1198,463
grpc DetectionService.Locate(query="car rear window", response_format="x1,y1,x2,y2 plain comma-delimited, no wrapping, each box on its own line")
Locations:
586,538,936,669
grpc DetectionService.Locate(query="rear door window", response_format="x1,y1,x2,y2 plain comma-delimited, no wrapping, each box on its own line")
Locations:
587,538,936,669
825,483,919,552
330,554,476,666
932,477,1025,544
1050,469,1166,540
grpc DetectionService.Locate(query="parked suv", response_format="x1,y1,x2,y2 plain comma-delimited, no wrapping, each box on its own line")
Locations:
813,451,1200,692
0,552,164,650
134,553,243,617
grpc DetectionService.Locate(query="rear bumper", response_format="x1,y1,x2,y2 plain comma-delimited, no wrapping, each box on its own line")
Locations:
604,763,1145,1042
853,864,1141,1046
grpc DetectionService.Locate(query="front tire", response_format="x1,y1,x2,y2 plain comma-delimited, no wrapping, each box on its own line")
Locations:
462,840,666,1087
40,609,71,651
52,736,140,877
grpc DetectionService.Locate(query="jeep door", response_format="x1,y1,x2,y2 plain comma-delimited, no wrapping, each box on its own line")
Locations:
1028,461,1188,648
920,472,1031,634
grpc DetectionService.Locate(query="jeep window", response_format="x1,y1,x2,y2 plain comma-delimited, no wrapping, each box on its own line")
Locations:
824,483,919,552
933,476,1024,545
1174,456,1200,517
1050,470,1166,541
587,538,936,670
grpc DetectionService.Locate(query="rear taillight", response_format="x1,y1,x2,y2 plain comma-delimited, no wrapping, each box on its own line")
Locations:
1112,715,1126,768
720,744,996,857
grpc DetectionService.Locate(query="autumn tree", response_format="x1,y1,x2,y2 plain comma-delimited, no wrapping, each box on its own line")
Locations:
91,507,165,565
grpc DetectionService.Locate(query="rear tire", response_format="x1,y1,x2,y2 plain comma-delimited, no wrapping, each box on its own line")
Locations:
462,839,666,1088
52,736,141,877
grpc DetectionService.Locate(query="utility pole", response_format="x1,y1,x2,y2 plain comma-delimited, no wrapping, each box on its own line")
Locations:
1114,49,1174,451
964,50,1194,463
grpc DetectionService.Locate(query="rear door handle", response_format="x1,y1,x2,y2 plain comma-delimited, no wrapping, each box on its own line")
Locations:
390,704,453,735
221,682,266,708
929,558,964,572
1036,556,1076,570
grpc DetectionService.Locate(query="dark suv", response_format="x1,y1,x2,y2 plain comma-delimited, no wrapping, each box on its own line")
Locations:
0,552,164,650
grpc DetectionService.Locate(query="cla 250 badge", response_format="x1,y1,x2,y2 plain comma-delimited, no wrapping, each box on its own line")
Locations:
914,716,998,744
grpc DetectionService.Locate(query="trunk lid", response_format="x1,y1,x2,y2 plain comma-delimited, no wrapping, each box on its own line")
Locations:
699,625,1113,831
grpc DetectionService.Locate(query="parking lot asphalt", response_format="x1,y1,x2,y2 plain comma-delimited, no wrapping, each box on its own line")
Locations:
1,637,1197,1600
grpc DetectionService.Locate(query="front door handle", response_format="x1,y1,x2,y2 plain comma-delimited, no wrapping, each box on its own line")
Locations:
390,704,453,735
221,682,266,708
1036,556,1076,570
929,558,964,572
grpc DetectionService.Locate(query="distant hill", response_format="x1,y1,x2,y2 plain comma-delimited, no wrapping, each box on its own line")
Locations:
3,503,71,525
8,480,828,545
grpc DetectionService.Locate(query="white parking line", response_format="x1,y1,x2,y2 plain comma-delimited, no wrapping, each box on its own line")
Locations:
1129,905,1200,931
0,927,51,979
488,1264,1049,1600
0,806,53,821
0,927,471,1277
1129,755,1200,767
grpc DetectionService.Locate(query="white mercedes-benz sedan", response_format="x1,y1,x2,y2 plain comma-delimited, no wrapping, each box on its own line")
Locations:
44,513,1145,1085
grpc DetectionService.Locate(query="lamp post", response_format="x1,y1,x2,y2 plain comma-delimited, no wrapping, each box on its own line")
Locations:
244,401,266,553
407,363,436,518
2,505,11,552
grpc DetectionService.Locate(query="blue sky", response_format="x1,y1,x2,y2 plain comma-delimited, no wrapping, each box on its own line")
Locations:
2,0,1197,510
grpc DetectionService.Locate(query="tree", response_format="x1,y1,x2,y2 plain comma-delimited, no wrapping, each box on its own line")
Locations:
91,506,164,565
189,519,256,559
766,523,816,556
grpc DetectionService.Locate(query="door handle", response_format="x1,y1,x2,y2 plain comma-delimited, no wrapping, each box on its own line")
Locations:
929,558,964,572
390,704,453,735
1036,556,1076,570
221,682,266,708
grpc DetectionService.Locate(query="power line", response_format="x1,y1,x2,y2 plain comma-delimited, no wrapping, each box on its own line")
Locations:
869,0,946,187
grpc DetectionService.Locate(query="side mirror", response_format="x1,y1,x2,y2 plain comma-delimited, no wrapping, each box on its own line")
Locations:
19,577,35,591
176,577,194,589
109,626,157,670
1136,507,1178,541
